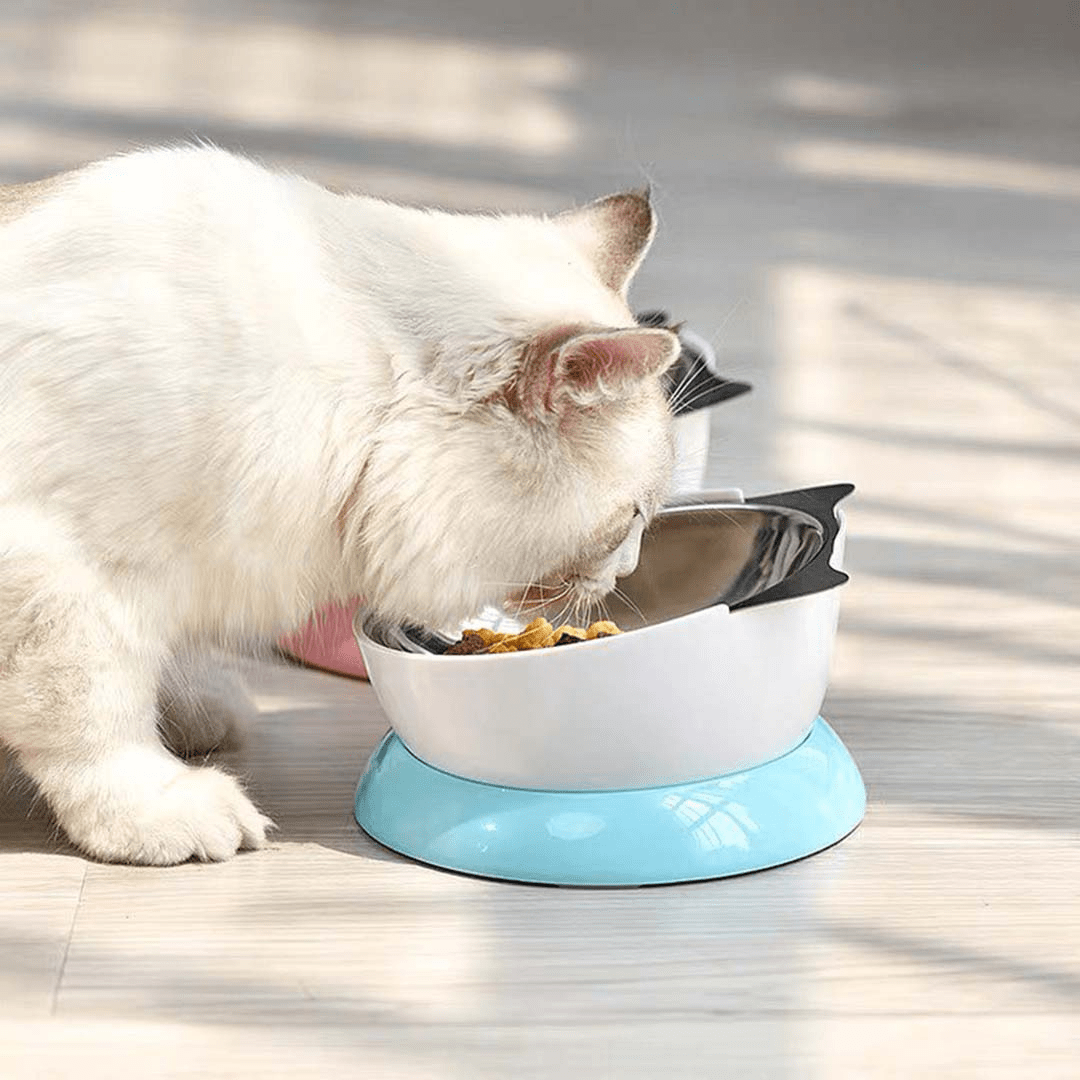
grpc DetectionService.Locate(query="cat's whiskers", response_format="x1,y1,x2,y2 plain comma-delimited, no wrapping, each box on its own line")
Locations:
483,578,572,622
670,379,740,416
552,597,574,631
570,594,594,630
510,577,538,622
611,584,646,627
597,596,611,625
666,357,700,415
516,586,573,622
672,297,747,407
518,580,574,625
559,593,576,630
704,294,749,345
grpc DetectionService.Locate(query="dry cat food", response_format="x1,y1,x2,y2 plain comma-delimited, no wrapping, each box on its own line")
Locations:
444,616,621,655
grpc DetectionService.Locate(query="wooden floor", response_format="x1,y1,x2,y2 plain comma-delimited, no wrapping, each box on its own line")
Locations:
2,2,1079,1077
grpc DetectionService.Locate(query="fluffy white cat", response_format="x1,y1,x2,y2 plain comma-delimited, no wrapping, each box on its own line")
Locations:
0,147,679,865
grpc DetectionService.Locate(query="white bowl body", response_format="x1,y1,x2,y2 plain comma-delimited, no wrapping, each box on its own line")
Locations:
357,586,840,791
355,505,847,791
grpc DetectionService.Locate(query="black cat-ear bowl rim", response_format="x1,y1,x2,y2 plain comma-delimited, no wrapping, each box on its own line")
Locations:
658,482,855,612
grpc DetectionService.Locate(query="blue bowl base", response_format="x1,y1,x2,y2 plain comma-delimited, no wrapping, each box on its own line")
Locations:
354,716,865,887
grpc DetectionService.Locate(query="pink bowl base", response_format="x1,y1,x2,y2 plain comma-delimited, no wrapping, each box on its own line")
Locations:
278,599,369,680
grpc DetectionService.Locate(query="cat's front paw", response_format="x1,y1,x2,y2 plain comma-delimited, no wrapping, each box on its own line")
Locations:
58,751,274,865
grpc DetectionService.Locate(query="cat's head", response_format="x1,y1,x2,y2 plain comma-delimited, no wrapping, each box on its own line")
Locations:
354,189,681,629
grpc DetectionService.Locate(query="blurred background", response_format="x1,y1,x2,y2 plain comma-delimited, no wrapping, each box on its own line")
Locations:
1,4,1078,1073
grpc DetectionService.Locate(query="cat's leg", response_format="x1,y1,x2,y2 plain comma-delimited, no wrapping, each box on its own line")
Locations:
158,652,254,758
0,511,272,864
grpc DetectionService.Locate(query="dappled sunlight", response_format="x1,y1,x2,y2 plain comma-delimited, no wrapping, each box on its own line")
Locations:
0,3,581,209
771,264,1080,503
0,118,113,174
249,692,338,715
770,263,1080,713
829,568,1079,704
782,138,1080,199
0,113,566,211
0,9,579,157
0,1017,479,1080
259,160,565,213
772,73,896,118
240,856,493,1024
800,825,1080,1014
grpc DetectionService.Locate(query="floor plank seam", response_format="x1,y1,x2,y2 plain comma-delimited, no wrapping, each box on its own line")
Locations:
49,862,88,1017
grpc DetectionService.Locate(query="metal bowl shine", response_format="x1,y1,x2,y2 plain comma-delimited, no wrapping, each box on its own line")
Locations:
355,485,853,792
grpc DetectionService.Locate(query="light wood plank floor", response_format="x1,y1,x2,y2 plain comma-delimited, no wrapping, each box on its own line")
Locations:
2,2,1079,1077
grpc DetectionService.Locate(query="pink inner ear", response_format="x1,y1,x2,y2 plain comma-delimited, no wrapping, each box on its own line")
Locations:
560,328,679,396
502,325,678,419
564,338,621,384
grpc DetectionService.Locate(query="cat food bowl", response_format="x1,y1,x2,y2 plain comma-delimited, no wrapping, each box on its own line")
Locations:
352,483,865,885
357,484,851,789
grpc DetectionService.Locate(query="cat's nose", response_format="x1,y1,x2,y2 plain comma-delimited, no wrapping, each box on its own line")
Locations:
612,517,645,579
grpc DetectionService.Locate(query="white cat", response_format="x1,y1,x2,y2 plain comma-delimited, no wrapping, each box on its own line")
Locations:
0,147,679,865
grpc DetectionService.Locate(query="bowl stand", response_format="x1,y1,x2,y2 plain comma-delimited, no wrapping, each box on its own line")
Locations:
354,717,865,886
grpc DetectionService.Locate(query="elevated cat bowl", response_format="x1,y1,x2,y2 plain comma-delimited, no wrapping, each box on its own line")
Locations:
353,484,865,885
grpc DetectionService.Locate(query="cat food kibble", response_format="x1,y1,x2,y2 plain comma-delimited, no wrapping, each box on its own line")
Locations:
445,616,621,655
443,631,490,655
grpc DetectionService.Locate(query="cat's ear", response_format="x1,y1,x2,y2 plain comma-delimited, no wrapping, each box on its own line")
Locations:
556,189,655,297
513,326,679,416
557,328,679,404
